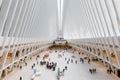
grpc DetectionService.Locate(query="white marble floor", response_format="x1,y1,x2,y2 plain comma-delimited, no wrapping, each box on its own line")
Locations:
3,51,114,80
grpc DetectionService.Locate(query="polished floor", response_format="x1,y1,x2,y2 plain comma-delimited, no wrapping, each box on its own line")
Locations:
2,50,117,80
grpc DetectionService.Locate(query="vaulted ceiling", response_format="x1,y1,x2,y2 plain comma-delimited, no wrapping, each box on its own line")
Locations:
0,0,120,41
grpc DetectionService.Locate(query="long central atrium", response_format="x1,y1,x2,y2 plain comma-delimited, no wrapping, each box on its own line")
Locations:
0,0,120,80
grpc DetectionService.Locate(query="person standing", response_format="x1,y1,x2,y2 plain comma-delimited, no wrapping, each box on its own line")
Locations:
20,76,22,80
75,60,77,64
65,66,67,70
65,57,67,61
20,66,22,69
88,59,90,64
25,62,27,66
67,61,69,64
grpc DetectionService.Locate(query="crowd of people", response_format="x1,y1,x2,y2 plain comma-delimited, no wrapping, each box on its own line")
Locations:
34,53,58,72
46,62,57,71
18,50,99,80
107,68,112,74
66,58,78,64
89,68,97,74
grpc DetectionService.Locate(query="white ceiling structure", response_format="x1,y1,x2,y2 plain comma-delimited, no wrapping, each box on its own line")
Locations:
1,0,120,75
0,0,120,43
